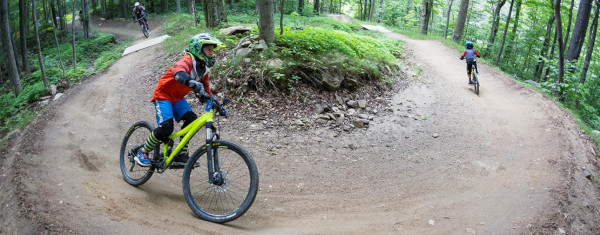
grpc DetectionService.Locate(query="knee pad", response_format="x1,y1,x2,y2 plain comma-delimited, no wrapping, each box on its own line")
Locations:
181,111,198,128
153,119,174,142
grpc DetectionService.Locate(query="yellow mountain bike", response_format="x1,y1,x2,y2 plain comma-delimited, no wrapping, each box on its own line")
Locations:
119,95,259,223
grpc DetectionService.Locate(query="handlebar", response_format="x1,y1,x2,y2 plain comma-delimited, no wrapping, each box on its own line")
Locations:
194,93,230,119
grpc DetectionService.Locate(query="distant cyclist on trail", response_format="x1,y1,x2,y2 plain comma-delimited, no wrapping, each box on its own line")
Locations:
135,33,224,167
132,2,149,30
459,41,480,85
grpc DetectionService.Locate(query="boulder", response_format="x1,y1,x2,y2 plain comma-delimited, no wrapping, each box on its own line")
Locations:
220,26,252,36
51,85,57,95
322,75,342,91
346,100,358,108
347,109,356,116
357,100,367,109
236,47,252,57
53,93,63,101
257,39,269,50
267,58,284,69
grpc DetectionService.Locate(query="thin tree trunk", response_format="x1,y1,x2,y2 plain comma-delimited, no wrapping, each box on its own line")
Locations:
72,0,77,70
163,0,168,12
554,0,565,101
57,0,65,29
188,0,193,13
19,0,31,74
369,0,375,21
1,0,23,96
43,0,48,22
83,0,90,37
452,0,469,42
120,0,126,17
486,0,507,54
507,0,521,65
544,29,558,81
51,12,65,76
535,15,555,81
376,0,384,23
313,0,319,14
298,0,303,13
494,0,514,66
580,0,598,85
91,0,97,14
279,0,283,34
564,0,574,47
193,0,197,26
444,0,453,39
32,0,48,89
101,0,106,16
176,0,181,13
565,0,593,63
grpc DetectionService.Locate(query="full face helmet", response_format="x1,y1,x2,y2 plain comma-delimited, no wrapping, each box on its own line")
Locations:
465,40,474,49
187,33,224,67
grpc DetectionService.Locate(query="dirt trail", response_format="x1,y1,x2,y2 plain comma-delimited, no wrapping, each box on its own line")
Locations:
2,20,599,234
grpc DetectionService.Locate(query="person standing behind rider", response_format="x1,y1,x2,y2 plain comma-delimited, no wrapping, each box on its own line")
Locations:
460,41,480,85
135,33,224,167
132,2,149,29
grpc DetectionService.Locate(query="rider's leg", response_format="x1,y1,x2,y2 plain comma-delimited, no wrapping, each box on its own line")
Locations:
467,63,472,84
172,100,196,164
474,61,478,74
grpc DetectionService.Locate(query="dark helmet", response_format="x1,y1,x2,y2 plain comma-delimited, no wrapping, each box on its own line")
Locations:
465,41,474,49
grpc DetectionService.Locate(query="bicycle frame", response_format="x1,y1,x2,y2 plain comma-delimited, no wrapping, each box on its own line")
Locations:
163,101,215,167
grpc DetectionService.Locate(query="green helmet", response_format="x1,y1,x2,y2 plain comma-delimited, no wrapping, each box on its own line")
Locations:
188,33,224,67
465,40,474,49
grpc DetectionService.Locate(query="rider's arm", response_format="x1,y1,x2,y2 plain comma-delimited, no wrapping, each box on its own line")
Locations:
172,56,194,86
200,73,213,96
460,51,466,60
475,50,480,58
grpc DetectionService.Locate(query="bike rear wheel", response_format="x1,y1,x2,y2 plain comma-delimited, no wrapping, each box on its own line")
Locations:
142,26,149,38
119,121,155,186
182,140,259,223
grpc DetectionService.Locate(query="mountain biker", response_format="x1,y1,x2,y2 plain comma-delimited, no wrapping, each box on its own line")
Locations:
459,41,480,85
135,33,224,167
132,2,149,30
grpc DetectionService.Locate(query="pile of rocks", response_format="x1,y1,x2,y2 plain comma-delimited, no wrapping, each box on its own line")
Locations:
313,97,378,132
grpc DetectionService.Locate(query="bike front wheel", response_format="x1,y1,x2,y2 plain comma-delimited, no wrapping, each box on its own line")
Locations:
119,121,155,186
182,140,259,223
142,27,150,38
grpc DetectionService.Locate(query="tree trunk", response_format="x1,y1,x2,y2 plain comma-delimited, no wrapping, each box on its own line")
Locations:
163,0,168,12
176,0,181,13
444,0,453,39
535,15,555,81
120,0,126,17
51,0,58,29
565,0,592,63
57,0,65,29
83,0,90,37
42,0,48,22
258,0,274,44
193,0,197,26
19,0,31,74
51,11,65,76
368,0,375,21
451,0,469,43
419,0,432,35
313,0,319,14
506,0,521,64
32,0,48,89
279,0,283,34
1,0,23,96
486,0,507,54
188,0,193,13
579,0,598,85
376,0,384,23
203,0,227,28
298,0,303,13
101,0,106,16
494,0,514,66
72,0,77,70
564,0,574,47
554,0,565,101
91,0,97,14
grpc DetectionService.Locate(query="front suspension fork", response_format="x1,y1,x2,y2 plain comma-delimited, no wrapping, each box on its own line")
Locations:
205,122,223,185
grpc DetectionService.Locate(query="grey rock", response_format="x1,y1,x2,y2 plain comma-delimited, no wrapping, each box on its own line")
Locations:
584,169,591,179
267,58,283,69
347,109,356,116
335,95,344,106
219,26,252,35
319,115,331,120
41,100,50,106
51,85,57,95
370,109,379,114
433,133,440,138
326,120,333,126
315,104,325,114
323,75,342,91
316,118,328,124
53,93,64,101
327,113,336,120
257,39,269,50
525,80,541,87
593,130,600,137
7,129,21,139
336,117,344,125
295,119,304,125
352,119,367,128
40,96,52,100
358,100,367,108
240,41,252,48
236,47,252,57
346,100,358,108
366,107,372,112
343,125,352,132
358,114,369,119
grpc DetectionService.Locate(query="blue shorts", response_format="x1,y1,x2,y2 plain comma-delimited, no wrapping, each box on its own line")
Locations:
154,99,193,125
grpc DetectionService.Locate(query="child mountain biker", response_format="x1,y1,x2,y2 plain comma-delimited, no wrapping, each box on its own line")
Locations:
459,40,480,85
135,33,224,167
132,2,149,30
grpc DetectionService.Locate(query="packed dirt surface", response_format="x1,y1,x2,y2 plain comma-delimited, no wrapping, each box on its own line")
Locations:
2,19,600,234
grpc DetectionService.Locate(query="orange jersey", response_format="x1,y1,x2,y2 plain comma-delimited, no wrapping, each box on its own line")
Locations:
151,55,212,103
